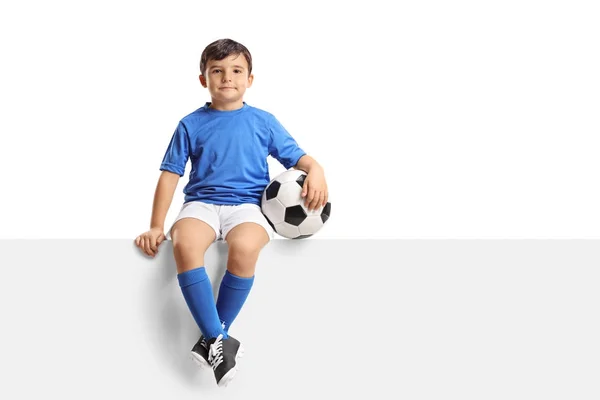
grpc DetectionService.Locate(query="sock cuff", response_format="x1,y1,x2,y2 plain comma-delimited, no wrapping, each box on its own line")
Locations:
177,266,208,288
222,270,254,290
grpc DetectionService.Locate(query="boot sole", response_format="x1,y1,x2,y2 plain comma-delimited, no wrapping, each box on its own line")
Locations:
190,344,245,387
217,344,245,388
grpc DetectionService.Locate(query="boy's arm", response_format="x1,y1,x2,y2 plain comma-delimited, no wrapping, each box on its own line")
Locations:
293,155,328,210
293,154,322,174
150,170,180,231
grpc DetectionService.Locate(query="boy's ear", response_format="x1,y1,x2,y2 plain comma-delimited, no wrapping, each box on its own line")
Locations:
199,75,207,88
247,74,254,87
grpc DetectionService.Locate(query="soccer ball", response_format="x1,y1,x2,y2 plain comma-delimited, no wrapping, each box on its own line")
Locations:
261,169,331,239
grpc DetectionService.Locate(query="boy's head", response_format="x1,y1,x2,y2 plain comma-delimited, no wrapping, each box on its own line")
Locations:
199,38,252,76
199,38,254,110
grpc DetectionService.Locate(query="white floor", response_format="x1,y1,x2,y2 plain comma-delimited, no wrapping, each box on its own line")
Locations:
1,239,598,399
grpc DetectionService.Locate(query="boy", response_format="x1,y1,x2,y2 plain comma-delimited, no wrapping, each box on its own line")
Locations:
134,38,328,387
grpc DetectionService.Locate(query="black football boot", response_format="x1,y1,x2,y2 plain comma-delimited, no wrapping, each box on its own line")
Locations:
206,334,245,387
190,335,210,368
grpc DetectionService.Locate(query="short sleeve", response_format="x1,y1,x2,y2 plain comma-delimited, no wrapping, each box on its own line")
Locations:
268,116,306,169
159,121,190,176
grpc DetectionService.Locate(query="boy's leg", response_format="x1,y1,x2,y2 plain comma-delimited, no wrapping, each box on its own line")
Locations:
216,204,273,333
171,216,225,341
171,202,246,387
169,202,240,386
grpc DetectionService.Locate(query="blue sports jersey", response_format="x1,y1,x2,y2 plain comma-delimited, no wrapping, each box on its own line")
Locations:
160,102,306,206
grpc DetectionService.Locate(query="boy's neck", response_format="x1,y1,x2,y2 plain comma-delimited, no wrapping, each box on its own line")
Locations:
208,100,245,111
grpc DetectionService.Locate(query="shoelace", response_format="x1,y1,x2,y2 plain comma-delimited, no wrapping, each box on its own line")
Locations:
208,334,224,370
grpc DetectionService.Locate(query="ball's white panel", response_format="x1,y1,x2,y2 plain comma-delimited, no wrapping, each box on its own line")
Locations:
299,202,325,217
298,215,324,235
277,181,304,208
273,222,300,239
272,169,306,184
261,198,287,225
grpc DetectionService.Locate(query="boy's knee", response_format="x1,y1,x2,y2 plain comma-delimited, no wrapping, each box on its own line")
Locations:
227,245,260,277
172,237,195,255
171,218,216,255
228,241,261,261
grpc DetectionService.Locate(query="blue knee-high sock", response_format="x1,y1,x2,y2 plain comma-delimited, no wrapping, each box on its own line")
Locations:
177,267,227,340
216,270,255,333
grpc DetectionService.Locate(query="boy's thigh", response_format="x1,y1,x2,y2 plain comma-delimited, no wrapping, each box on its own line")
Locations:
221,204,274,245
169,202,221,273
171,217,216,251
167,201,220,241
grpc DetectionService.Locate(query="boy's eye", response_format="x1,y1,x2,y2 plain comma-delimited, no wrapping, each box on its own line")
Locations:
234,69,242,73
212,69,221,73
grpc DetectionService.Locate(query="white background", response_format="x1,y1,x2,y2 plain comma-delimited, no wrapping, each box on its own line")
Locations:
1,0,599,239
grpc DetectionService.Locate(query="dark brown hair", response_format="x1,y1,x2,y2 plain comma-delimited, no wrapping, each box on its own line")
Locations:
199,38,252,76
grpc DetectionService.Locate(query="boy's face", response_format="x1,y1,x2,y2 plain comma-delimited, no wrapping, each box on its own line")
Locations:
199,53,253,109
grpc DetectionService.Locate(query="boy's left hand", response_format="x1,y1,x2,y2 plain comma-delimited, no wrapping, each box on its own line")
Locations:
301,167,328,211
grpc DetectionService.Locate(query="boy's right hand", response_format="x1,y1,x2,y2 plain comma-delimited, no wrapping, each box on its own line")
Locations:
135,227,166,257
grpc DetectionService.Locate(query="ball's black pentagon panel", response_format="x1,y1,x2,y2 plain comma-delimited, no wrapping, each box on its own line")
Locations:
265,180,281,200
284,205,307,226
295,174,306,188
321,202,331,223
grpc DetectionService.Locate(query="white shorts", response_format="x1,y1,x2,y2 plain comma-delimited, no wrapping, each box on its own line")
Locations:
166,201,274,243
